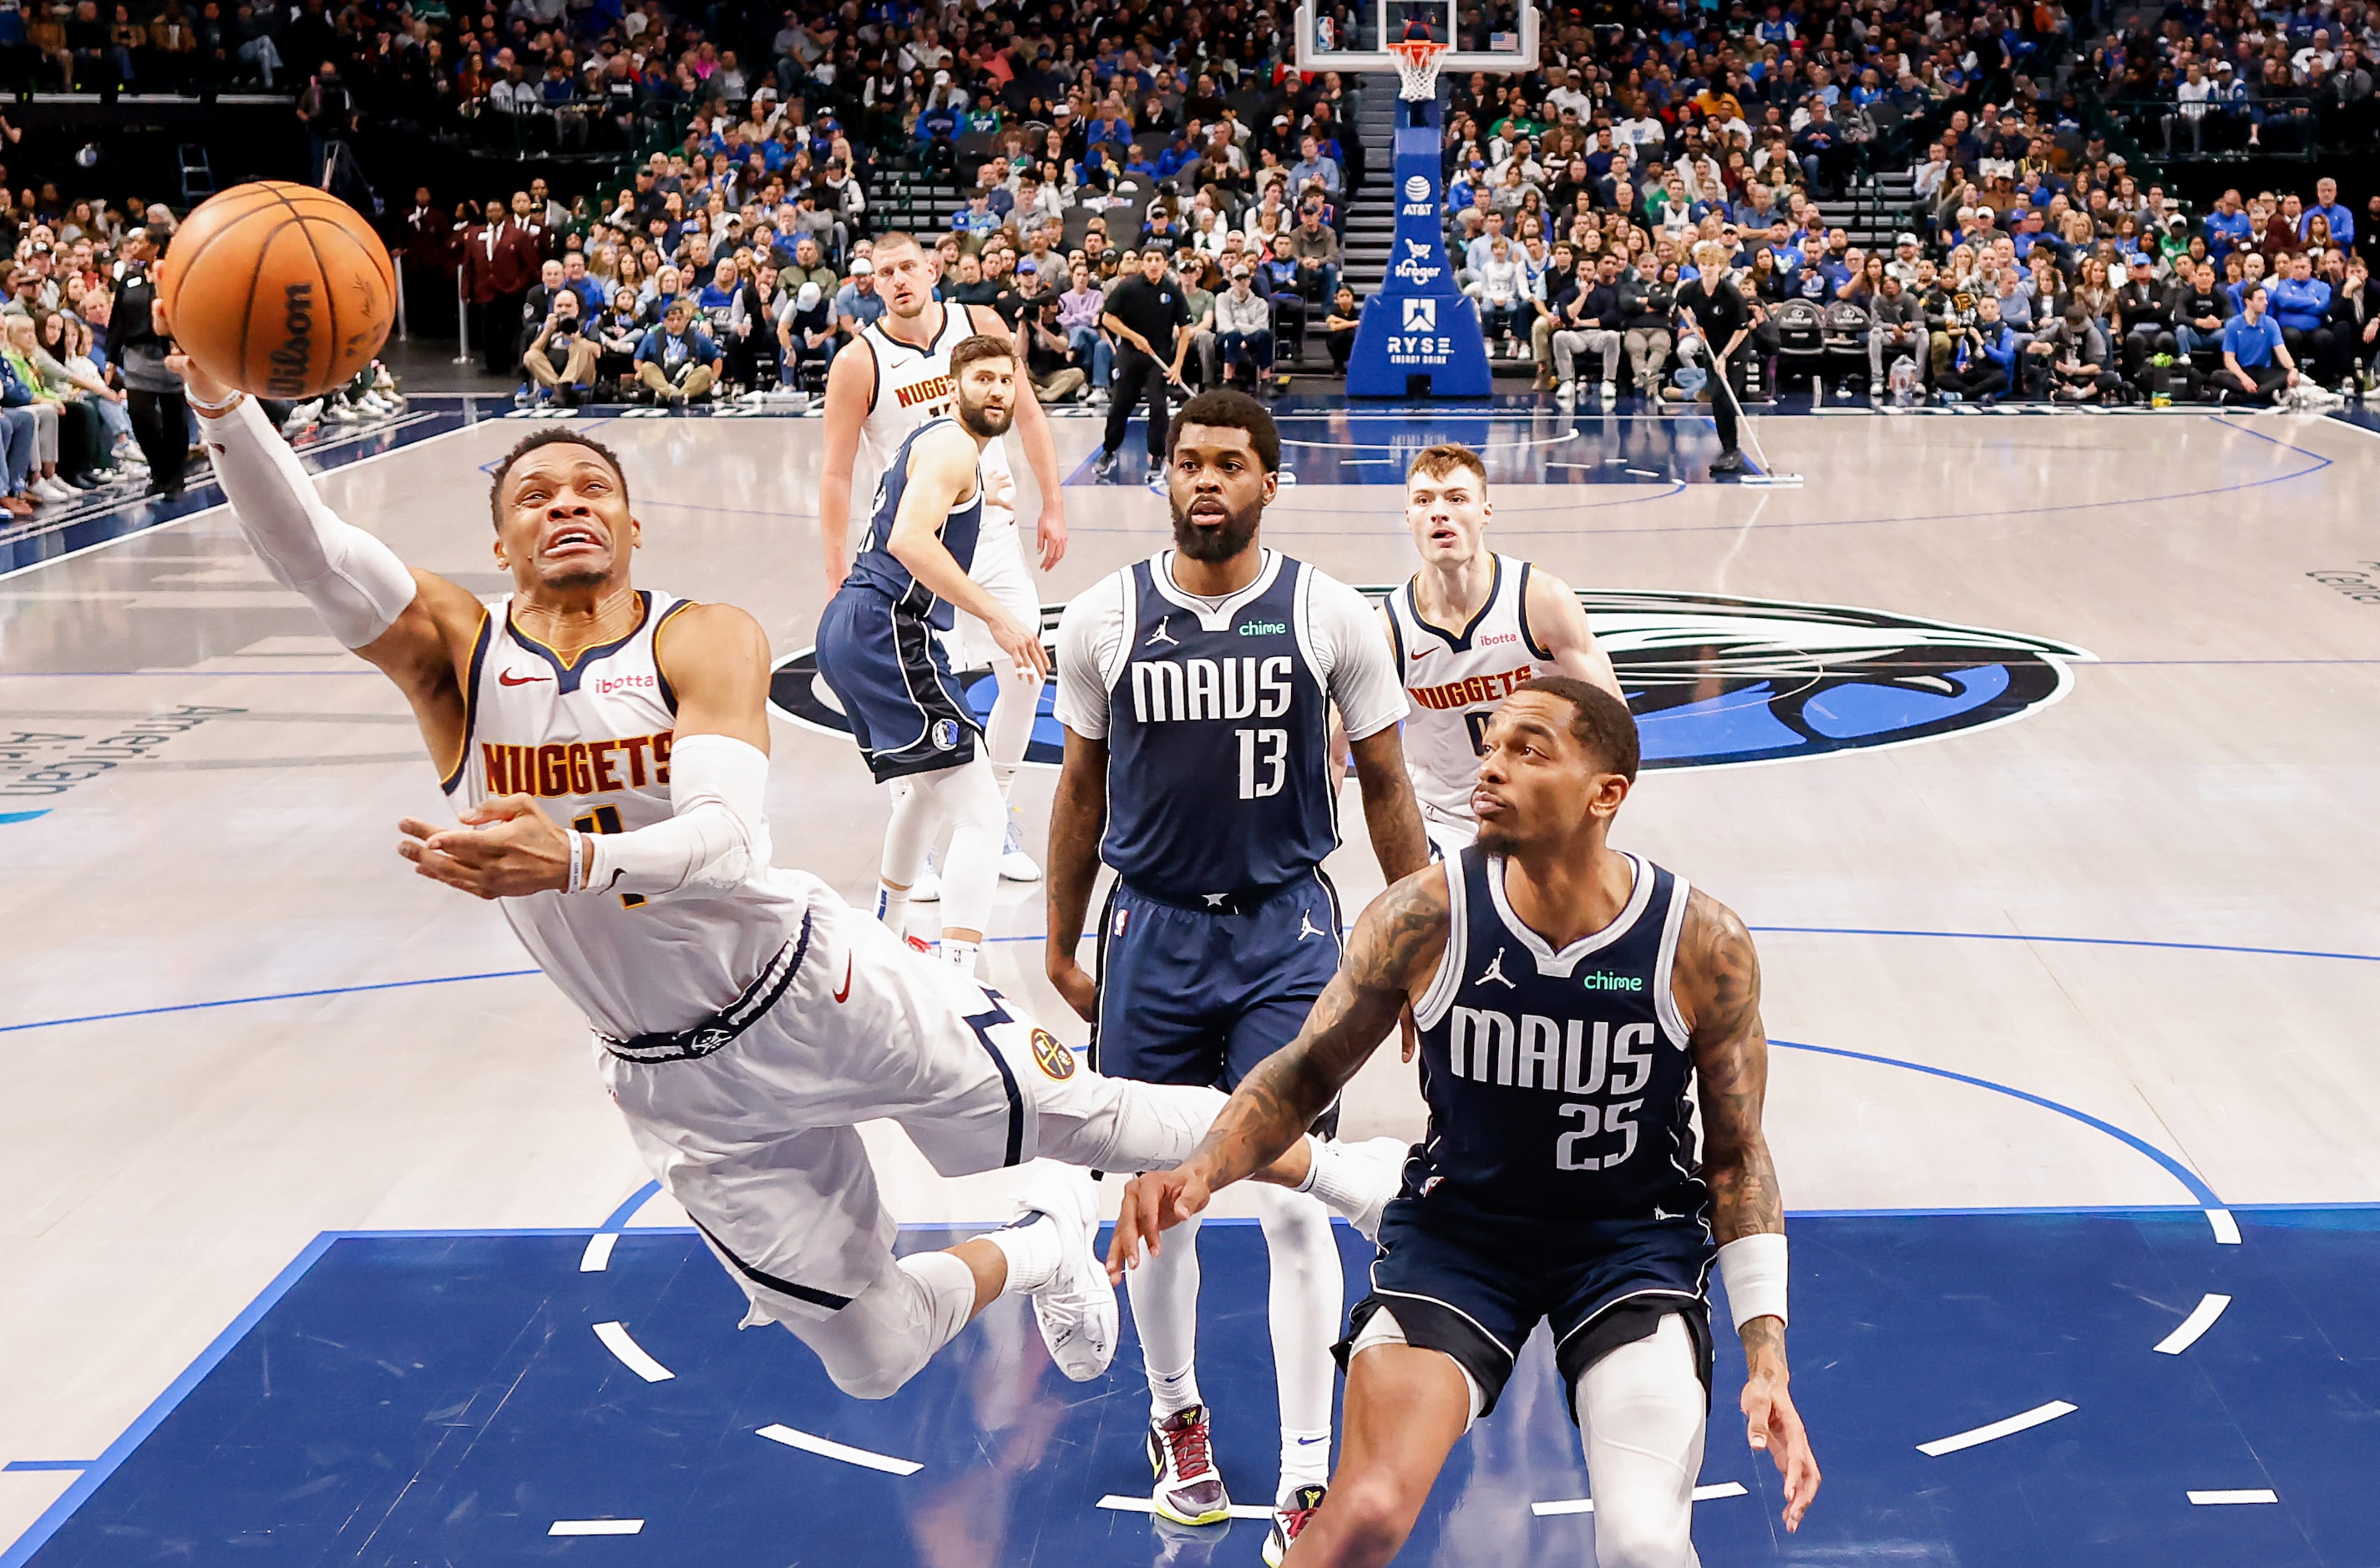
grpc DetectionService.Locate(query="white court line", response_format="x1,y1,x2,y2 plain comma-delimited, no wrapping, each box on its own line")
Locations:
592,1321,674,1383
578,1232,619,1272
549,1519,645,1535
2206,1208,2242,1245
2188,1489,2278,1505
757,1423,923,1475
1917,1400,2078,1456
1095,1494,1274,1521
2155,1293,2233,1355
1532,1482,1750,1516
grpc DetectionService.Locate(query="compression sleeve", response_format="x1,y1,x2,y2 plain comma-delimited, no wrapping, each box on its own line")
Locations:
200,395,419,649
576,733,772,898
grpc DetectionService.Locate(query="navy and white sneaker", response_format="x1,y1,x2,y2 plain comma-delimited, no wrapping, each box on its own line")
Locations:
1263,1485,1326,1566
1147,1404,1232,1525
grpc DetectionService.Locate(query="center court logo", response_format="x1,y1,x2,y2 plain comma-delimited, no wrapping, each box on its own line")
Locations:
767,593,2092,772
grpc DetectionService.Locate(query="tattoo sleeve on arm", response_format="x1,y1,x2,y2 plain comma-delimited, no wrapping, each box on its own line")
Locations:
1685,889,1785,1245
1189,866,1451,1189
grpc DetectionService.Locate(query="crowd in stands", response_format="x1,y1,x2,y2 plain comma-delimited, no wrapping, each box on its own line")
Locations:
2079,0,2380,159
10,0,2380,444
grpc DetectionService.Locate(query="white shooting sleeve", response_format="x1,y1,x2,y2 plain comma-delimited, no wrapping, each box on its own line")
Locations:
200,396,419,649
579,733,772,898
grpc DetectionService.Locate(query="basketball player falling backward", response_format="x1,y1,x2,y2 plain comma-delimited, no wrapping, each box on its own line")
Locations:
170,336,1405,1410
1044,390,1430,1565
819,230,1061,953
1113,679,1821,1567
1387,442,1620,862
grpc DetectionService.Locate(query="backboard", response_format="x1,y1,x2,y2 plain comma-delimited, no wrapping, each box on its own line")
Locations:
1292,0,1541,76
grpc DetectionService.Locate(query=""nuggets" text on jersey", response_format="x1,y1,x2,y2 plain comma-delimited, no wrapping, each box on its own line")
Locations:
480,731,673,798
1407,665,1537,711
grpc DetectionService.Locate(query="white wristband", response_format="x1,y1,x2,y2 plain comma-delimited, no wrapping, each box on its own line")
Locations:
565,831,588,894
1716,1232,1788,1332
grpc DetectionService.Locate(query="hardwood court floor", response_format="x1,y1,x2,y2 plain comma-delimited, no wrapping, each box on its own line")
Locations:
2,397,2377,1563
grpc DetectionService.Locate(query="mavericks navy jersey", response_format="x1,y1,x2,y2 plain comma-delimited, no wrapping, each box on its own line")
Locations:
1408,847,1709,1223
1101,554,1338,898
843,417,982,630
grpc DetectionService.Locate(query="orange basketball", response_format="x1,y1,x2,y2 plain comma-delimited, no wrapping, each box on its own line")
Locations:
157,181,396,400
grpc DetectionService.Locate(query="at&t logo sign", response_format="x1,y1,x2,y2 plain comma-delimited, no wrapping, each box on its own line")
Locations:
1400,173,1436,217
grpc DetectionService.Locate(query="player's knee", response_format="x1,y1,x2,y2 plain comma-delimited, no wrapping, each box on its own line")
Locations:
1586,1498,1691,1568
818,1350,917,1402
1322,1474,1422,1564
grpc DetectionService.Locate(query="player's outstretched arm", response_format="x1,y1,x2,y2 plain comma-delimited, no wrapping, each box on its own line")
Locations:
174,349,480,751
1109,866,1449,1269
398,604,776,901
817,343,874,594
1523,567,1622,701
888,427,1049,680
1680,888,1820,1532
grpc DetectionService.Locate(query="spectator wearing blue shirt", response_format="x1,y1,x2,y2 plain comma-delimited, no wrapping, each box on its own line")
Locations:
633,298,723,404
2204,190,2251,263
2302,177,2355,245
2266,251,2338,382
1286,136,1342,200
2216,286,2300,403
833,257,886,336
951,189,1001,248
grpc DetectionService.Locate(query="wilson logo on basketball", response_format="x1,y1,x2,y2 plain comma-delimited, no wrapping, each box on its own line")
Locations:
266,282,316,397
1030,1028,1076,1080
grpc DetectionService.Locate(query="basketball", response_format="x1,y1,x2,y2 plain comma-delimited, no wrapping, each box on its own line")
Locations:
157,181,396,400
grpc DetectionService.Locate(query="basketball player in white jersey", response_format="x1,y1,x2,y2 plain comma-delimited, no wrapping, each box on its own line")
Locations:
1386,443,1621,861
821,230,1060,918
168,341,1404,1413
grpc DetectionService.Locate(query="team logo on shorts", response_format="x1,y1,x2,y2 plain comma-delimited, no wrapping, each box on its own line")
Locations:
1029,1027,1076,1080
765,594,2088,772
929,719,960,751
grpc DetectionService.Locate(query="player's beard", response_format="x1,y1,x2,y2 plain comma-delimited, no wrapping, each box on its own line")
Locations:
1171,493,1263,563
1475,819,1522,857
956,393,1013,439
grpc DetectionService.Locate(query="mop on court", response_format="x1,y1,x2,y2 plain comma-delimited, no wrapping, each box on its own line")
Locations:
1679,321,1806,488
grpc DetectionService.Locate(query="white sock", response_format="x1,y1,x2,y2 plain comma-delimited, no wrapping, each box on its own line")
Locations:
1250,1182,1340,1493
1297,1136,1390,1222
986,1210,1064,1296
939,937,980,975
874,882,910,933
1127,1211,1204,1417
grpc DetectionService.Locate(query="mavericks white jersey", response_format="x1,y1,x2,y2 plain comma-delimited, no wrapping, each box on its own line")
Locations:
858,300,1017,534
443,589,813,1040
1385,554,1560,827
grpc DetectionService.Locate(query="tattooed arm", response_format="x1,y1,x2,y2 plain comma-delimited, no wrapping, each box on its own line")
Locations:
1679,887,1820,1530
1106,865,1451,1263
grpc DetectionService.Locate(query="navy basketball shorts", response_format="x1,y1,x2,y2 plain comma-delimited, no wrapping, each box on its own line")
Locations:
1091,871,1342,1117
813,585,982,783
1339,1186,1715,1421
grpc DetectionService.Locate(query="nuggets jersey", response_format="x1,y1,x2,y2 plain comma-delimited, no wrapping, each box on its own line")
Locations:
858,301,1016,532
442,589,812,1040
1409,846,1709,1224
1386,555,1559,827
843,417,984,630
1100,552,1339,898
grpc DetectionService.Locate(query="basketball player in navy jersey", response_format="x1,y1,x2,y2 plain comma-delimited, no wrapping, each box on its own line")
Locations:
1046,389,1429,1561
1112,679,1821,1566
814,334,1046,977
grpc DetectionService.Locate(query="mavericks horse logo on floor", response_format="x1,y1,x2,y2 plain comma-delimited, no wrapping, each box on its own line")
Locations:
767,593,2091,772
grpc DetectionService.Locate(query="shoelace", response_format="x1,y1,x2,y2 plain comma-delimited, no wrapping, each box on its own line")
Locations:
1278,1498,1319,1537
1161,1414,1216,1479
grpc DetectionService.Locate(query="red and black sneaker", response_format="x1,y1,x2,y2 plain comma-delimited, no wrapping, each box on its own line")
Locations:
1145,1404,1232,1525
1263,1484,1326,1565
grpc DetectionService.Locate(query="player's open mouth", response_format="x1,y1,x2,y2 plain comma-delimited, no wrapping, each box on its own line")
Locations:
1429,527,1459,547
542,525,605,558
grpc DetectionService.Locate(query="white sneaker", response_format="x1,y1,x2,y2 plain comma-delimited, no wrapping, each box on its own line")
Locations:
329,401,366,423
909,863,943,903
999,815,1041,883
1018,1168,1117,1382
281,399,324,435
1598,381,1618,402
1147,1404,1233,1525
1554,380,1577,404
33,478,76,502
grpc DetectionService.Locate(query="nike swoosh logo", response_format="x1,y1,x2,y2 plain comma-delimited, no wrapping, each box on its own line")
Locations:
833,955,853,1004
1409,650,1430,661
1294,1436,1328,1445
498,670,552,686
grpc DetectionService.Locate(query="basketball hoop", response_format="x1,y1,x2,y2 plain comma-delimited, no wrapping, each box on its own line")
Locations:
1389,36,1448,100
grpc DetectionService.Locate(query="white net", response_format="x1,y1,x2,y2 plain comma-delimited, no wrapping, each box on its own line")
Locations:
1390,41,1446,100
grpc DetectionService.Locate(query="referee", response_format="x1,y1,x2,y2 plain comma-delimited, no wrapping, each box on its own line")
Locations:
1675,240,1751,475
1094,246,1192,485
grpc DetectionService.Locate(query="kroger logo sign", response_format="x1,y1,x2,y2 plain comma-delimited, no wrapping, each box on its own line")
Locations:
1391,238,1443,287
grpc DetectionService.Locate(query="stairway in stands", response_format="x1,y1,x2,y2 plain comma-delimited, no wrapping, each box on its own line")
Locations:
1815,168,1922,251
1341,84,1400,291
